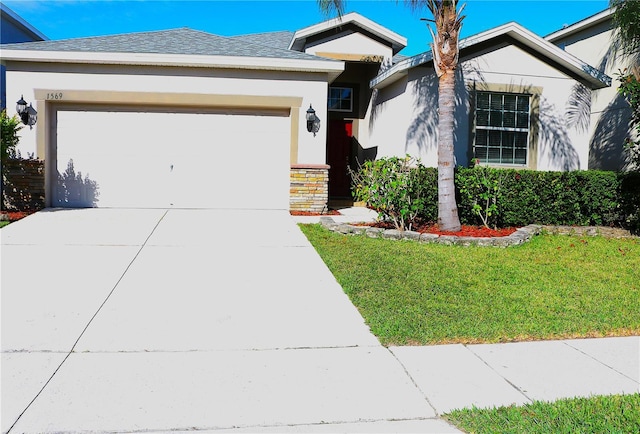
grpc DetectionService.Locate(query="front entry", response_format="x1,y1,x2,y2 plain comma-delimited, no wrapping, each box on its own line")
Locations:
327,120,353,199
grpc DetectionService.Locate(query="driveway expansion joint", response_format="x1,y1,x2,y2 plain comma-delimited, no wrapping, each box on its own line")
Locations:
5,210,170,434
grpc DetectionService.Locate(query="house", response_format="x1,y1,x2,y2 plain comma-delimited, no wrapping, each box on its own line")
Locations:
0,9,628,212
0,3,47,109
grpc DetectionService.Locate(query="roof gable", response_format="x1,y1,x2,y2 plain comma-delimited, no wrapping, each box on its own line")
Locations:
371,22,611,90
289,12,406,54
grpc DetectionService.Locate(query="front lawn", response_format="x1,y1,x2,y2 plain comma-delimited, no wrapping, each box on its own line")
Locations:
300,224,640,345
443,393,640,434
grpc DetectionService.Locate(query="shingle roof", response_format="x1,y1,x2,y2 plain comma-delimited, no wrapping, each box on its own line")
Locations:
0,28,331,62
229,31,294,51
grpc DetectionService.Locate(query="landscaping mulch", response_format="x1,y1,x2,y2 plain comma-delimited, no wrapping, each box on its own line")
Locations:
357,221,517,237
0,210,36,222
290,210,341,216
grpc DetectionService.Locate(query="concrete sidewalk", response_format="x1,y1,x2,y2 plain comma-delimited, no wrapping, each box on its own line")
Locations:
1,208,638,433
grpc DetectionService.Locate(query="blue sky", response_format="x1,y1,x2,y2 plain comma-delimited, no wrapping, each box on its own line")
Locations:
5,0,610,55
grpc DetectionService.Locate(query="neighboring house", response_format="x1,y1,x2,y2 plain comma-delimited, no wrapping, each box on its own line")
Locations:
0,9,628,212
0,3,47,109
546,8,637,171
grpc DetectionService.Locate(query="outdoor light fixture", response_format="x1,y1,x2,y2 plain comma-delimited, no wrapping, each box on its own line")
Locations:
16,95,37,129
306,104,320,136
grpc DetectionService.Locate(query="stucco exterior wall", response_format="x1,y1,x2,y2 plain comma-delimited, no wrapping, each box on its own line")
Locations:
5,63,329,167
305,32,393,61
369,44,594,171
551,20,635,170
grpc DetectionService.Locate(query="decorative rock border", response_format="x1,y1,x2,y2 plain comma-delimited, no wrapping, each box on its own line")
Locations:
319,217,544,247
540,225,636,239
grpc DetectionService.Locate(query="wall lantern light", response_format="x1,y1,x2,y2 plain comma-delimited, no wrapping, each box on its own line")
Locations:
16,95,37,129
306,104,320,136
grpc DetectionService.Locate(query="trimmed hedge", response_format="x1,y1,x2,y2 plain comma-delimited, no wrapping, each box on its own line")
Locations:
408,167,640,233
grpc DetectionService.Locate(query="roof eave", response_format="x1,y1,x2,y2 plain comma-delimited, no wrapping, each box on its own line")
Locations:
371,23,611,90
545,8,612,42
1,49,345,79
504,24,612,88
370,52,432,89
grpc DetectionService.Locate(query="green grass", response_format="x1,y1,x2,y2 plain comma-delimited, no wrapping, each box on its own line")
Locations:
299,224,640,345
0,221,10,229
443,393,640,434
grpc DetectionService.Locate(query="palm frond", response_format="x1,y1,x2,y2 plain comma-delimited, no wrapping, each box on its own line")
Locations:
317,0,346,18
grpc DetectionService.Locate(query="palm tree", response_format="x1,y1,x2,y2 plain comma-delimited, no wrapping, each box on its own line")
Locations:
317,0,464,231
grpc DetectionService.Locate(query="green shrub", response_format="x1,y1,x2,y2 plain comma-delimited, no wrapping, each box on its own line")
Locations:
489,170,621,227
410,165,438,223
619,171,640,234
350,156,426,231
351,157,639,232
457,165,507,229
1,109,22,161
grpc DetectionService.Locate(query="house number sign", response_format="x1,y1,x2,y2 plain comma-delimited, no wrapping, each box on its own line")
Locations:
46,92,64,100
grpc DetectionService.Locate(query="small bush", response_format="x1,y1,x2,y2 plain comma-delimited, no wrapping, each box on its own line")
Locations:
458,164,507,229
1,109,22,161
350,156,426,231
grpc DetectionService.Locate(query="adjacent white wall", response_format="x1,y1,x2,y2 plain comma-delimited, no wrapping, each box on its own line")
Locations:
550,19,636,170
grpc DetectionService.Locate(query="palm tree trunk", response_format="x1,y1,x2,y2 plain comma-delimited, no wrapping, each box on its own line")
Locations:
437,69,461,231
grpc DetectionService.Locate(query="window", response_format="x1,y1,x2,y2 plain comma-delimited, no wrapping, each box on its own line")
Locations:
328,87,353,112
474,91,530,165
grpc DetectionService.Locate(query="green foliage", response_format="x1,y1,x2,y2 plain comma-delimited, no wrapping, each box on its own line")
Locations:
1,109,22,161
351,155,639,232
492,170,622,227
619,171,640,233
404,166,638,232
445,393,640,434
611,0,640,56
350,156,426,231
617,69,640,169
457,163,506,229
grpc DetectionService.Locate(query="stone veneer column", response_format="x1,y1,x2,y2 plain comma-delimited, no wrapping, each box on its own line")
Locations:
290,164,329,213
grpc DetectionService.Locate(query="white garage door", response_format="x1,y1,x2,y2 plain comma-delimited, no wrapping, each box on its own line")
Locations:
54,109,290,209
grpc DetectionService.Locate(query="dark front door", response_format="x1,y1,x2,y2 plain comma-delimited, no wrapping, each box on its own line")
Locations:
327,120,353,198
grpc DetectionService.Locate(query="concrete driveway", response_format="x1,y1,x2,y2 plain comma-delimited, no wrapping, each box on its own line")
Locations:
1,208,456,433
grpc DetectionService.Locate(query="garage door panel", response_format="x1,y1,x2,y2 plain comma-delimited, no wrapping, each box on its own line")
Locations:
55,110,289,209
168,113,289,209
